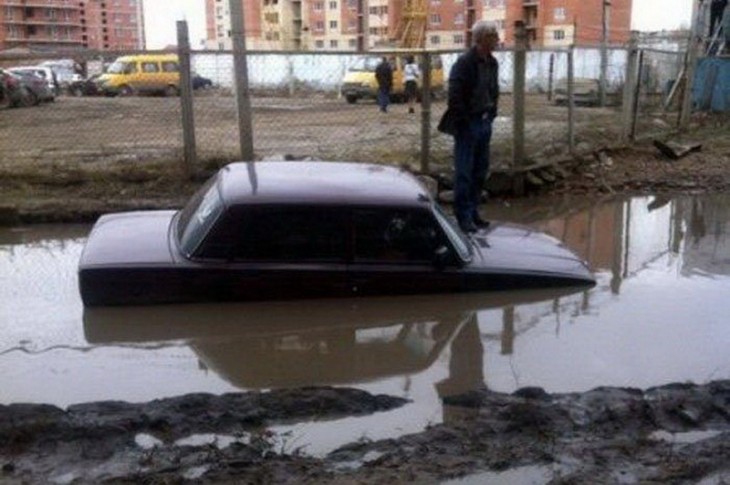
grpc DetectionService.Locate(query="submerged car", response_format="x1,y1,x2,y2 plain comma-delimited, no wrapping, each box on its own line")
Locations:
78,162,595,306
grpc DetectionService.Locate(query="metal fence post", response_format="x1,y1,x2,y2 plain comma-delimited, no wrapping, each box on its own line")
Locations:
229,0,255,161
513,21,527,167
420,52,432,174
622,32,639,142
177,21,196,177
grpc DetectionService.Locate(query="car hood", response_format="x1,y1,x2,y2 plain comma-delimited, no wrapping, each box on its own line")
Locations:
79,211,177,268
466,223,595,283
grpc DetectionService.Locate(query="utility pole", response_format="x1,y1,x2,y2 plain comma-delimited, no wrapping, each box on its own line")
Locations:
599,0,611,107
229,0,255,161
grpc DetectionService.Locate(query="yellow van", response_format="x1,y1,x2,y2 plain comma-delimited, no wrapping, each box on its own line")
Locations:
340,54,444,104
97,54,180,97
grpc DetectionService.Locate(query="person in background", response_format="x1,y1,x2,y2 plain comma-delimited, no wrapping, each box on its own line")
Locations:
375,57,393,113
403,55,421,114
438,20,500,234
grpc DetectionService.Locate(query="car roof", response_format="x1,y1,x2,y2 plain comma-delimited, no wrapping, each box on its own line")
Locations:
218,161,432,208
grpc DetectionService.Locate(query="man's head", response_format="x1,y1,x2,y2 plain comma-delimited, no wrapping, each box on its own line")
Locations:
472,20,500,56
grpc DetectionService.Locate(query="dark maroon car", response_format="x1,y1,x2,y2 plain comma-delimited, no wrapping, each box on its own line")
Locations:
78,162,595,306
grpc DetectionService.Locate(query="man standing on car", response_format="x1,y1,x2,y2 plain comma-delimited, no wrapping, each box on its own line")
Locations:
438,20,500,233
375,57,393,113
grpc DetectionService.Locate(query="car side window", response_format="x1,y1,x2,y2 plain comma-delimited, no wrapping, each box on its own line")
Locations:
124,63,138,74
161,62,179,73
234,207,347,262
354,209,441,263
142,62,159,73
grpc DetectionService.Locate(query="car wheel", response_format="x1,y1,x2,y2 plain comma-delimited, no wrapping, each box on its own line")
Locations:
20,89,37,108
119,85,134,97
345,95,357,104
165,85,179,97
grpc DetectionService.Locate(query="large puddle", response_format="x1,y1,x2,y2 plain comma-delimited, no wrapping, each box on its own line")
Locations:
1,194,729,456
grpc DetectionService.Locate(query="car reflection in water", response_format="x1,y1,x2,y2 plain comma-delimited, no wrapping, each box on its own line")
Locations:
84,287,586,396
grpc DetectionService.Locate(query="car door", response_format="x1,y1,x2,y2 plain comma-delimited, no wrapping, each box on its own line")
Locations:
347,207,462,297
217,206,350,301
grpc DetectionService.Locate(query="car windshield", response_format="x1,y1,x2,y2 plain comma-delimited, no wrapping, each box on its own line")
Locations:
176,175,225,258
106,61,128,74
433,204,472,262
349,57,380,72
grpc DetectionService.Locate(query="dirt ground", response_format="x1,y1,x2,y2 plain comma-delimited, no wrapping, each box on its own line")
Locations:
1,98,729,483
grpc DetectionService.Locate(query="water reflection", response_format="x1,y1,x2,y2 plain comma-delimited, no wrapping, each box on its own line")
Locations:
84,288,582,396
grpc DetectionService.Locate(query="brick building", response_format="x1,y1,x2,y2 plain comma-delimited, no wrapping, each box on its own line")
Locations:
0,0,146,52
205,0,632,51
505,0,632,48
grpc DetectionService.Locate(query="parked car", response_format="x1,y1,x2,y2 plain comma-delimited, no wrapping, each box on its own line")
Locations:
0,69,39,108
7,70,55,103
553,77,620,106
78,162,594,306
7,66,59,96
68,75,103,97
192,73,213,90
95,53,180,96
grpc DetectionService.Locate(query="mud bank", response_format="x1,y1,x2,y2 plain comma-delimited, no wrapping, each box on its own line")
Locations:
2,381,729,484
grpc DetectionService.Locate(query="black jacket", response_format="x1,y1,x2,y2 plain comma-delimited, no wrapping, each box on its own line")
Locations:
375,60,393,90
438,47,499,136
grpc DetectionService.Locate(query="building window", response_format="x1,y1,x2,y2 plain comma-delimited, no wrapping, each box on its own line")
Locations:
483,0,505,7
314,1,324,11
348,19,357,31
330,39,338,48
329,20,338,29
454,12,464,25
430,14,441,25
554,7,566,21
348,0,357,8
329,1,337,9
553,30,565,40
315,21,324,31
315,39,324,48
430,35,440,45
453,34,464,44
348,38,357,47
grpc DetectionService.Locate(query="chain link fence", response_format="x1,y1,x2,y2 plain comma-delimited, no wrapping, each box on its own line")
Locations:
0,41,688,180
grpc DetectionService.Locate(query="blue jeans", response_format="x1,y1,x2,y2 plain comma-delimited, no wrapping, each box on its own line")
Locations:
377,88,390,112
454,115,493,225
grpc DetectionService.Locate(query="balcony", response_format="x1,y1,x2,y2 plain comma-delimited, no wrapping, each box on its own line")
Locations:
5,17,82,27
3,1,82,9
5,36,83,45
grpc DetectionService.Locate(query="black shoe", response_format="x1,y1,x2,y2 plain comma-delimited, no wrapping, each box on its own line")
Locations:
473,216,490,229
459,220,478,233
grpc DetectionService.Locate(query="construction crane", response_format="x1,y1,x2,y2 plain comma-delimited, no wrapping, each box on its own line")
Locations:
392,0,429,48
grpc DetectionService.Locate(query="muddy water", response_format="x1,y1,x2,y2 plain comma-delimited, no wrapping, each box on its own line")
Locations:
1,194,729,456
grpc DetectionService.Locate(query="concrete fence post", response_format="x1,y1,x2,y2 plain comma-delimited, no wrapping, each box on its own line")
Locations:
177,21,196,177
229,0,255,161
420,52,432,174
513,21,527,168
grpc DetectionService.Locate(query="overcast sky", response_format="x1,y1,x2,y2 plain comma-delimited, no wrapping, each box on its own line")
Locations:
143,0,694,49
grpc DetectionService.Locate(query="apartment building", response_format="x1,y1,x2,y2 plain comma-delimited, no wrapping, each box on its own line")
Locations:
0,0,145,52
205,0,631,51
506,0,632,48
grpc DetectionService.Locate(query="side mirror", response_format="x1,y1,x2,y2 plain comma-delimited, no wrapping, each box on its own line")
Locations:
433,245,450,270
